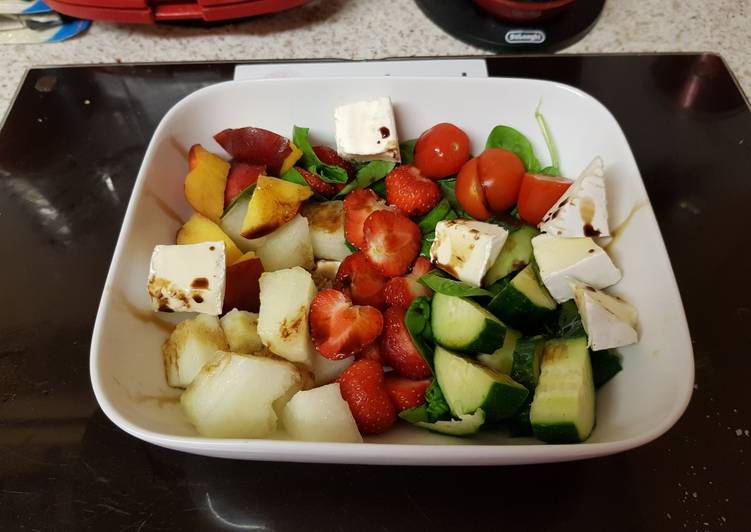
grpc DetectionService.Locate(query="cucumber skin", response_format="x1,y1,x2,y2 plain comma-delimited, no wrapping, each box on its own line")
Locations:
479,376,529,422
488,284,556,331
591,349,623,389
511,336,545,391
414,409,486,436
532,422,584,444
509,403,533,437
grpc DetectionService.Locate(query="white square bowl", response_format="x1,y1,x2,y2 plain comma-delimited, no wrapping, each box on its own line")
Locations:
90,77,694,465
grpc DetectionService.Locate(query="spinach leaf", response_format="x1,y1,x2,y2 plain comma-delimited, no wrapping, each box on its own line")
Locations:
292,126,349,183
542,300,585,338
399,405,429,424
419,270,491,297
279,167,307,187
404,296,435,367
437,177,473,219
417,198,455,234
371,179,387,198
535,107,560,173
540,166,561,177
335,160,396,198
420,232,435,258
345,240,359,253
486,125,541,173
400,139,418,164
424,380,451,422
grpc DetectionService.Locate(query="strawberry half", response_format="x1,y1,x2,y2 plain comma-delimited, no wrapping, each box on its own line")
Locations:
385,165,441,217
384,375,431,412
224,162,265,207
343,189,391,250
338,359,396,434
381,306,432,379
362,210,421,277
384,256,434,308
313,145,356,180
334,252,389,309
296,166,339,198
309,289,383,360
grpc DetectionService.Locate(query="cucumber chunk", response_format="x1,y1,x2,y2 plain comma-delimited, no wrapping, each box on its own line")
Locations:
434,346,528,422
511,335,546,391
487,264,557,330
431,292,507,353
483,224,539,286
530,336,595,443
477,328,521,374
590,348,623,389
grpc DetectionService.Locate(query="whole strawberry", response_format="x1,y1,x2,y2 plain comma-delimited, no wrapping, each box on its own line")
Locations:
338,359,396,434
385,165,441,217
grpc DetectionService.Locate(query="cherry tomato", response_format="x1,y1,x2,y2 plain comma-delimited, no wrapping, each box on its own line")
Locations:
413,123,470,179
517,173,572,225
455,158,491,220
477,148,525,212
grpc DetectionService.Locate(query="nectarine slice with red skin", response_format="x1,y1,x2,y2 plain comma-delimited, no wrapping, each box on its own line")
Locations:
214,127,298,177
223,256,264,314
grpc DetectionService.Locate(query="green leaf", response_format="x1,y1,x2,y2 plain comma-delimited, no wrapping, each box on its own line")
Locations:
404,296,435,367
371,180,387,198
542,300,585,339
420,232,435,258
535,106,560,172
540,166,561,177
279,167,307,187
424,380,451,422
485,125,541,173
345,240,359,253
486,213,523,232
335,160,396,198
437,177,474,219
400,139,418,164
399,405,429,424
292,126,349,184
418,270,491,298
417,198,454,234
221,183,255,219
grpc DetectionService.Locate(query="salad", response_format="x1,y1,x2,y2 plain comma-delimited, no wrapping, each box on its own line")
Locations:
146,96,638,444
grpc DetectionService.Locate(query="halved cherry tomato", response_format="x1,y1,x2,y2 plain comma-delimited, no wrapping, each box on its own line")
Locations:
517,173,572,225
413,123,470,179
455,158,491,220
477,148,525,212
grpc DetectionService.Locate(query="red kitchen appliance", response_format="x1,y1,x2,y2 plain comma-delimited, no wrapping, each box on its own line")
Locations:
44,0,310,23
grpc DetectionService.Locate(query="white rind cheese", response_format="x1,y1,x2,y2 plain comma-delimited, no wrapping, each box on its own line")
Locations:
147,241,226,314
532,234,621,303
539,157,610,238
573,283,638,351
430,220,509,287
334,97,400,162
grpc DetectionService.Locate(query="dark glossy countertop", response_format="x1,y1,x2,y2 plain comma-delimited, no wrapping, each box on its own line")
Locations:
1,54,750,531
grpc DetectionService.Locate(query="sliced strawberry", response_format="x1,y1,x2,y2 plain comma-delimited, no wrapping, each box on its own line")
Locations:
384,375,431,412
313,145,356,180
334,252,389,309
381,306,432,379
383,257,434,308
356,342,383,364
224,162,265,207
309,289,383,360
362,210,421,277
338,359,396,434
343,189,390,249
296,166,339,198
385,165,441,217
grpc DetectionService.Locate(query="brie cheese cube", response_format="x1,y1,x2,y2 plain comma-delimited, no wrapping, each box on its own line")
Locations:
573,284,638,351
539,157,610,238
301,200,351,261
430,220,509,287
334,97,400,162
532,234,621,303
147,241,226,315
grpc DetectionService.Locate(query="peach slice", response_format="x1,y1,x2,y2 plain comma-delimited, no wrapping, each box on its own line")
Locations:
241,175,313,239
177,213,242,266
185,145,230,223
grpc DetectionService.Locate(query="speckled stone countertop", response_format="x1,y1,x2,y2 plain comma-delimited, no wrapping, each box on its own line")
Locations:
1,0,750,119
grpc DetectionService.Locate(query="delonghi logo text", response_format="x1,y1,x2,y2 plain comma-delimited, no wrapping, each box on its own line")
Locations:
505,30,546,44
